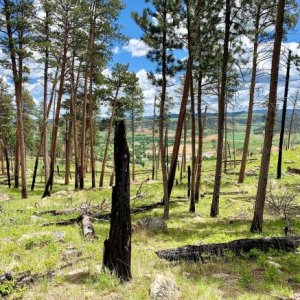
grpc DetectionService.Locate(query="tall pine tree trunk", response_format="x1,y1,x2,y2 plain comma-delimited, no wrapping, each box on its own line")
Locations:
167,62,191,199
251,0,286,233
31,61,60,191
42,30,68,198
277,50,291,179
161,0,169,219
14,134,19,188
210,0,231,217
238,5,260,183
287,91,298,149
131,106,136,181
99,93,118,187
4,0,27,198
194,74,203,203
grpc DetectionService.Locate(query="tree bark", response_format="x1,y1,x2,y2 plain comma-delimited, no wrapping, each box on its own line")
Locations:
251,0,286,233
287,92,298,149
14,134,19,188
31,60,60,191
277,50,291,179
239,5,261,183
210,0,231,217
131,104,136,181
167,64,191,199
103,120,131,282
161,0,169,220
3,0,27,198
42,26,69,198
194,74,203,203
99,92,118,187
65,118,73,185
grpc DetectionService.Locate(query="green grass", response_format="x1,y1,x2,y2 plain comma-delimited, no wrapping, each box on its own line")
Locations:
0,144,300,299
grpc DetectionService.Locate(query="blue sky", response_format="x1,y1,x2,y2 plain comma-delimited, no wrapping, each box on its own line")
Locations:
113,0,300,71
108,0,300,114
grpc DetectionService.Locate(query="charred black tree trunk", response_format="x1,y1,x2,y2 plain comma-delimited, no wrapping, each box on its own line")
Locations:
277,50,291,179
103,120,131,282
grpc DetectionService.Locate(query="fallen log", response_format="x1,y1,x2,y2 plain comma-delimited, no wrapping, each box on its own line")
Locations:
34,209,78,216
81,215,96,239
287,167,300,175
156,236,300,262
43,200,188,226
42,216,81,227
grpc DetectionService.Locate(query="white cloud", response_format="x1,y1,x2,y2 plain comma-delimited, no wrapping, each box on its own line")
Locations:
123,39,151,57
112,46,120,54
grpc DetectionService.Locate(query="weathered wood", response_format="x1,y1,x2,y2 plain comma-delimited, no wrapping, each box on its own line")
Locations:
81,215,96,239
103,120,132,282
156,236,300,262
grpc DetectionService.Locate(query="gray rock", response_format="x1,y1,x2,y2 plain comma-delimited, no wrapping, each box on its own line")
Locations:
63,267,89,282
134,217,167,232
53,231,66,242
150,274,181,300
0,193,12,202
61,247,82,261
268,260,281,270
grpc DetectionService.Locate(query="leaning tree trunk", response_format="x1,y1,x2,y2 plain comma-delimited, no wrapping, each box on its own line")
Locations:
287,91,298,150
31,60,60,191
210,0,231,217
103,120,131,282
99,93,118,188
238,5,260,183
194,74,203,203
277,50,291,179
251,0,286,233
42,31,68,198
167,63,191,198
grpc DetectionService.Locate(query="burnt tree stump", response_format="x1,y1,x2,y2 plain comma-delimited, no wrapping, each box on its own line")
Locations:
103,120,131,281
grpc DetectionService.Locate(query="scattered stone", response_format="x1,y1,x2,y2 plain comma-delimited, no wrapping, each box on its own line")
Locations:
268,260,281,270
149,274,181,300
292,292,300,300
63,267,89,282
61,247,82,262
0,193,12,202
183,272,192,279
133,217,167,232
53,231,65,242
2,237,12,243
